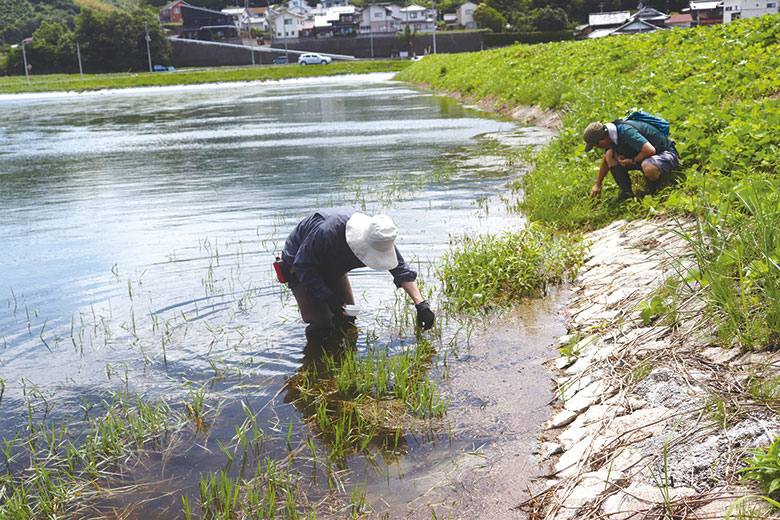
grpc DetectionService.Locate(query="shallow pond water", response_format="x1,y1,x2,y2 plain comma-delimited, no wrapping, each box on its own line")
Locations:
0,73,559,517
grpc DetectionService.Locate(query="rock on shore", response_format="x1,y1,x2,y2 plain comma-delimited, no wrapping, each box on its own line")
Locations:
528,217,780,520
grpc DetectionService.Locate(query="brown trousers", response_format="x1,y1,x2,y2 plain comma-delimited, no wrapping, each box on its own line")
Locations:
291,274,355,329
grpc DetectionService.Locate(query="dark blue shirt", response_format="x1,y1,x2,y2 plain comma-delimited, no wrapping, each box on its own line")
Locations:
281,207,417,302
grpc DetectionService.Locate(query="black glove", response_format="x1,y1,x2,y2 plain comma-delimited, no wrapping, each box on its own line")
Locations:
415,301,435,331
326,293,345,317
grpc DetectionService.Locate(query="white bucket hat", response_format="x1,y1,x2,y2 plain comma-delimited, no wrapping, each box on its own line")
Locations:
345,213,399,271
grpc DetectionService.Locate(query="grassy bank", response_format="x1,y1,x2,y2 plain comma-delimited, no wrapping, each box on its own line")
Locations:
399,15,780,511
0,60,411,94
397,15,779,230
399,16,780,350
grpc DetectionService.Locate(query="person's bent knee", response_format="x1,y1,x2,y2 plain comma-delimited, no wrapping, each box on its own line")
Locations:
641,160,661,182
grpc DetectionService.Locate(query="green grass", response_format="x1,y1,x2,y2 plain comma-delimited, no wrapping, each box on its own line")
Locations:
669,179,780,351
437,223,587,313
0,391,184,519
0,60,412,94
397,15,780,230
400,15,780,349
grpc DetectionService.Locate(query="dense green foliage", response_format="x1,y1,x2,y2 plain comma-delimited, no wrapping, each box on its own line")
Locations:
0,60,411,93
482,30,573,46
0,0,267,70
473,4,506,33
398,16,780,229
1,6,170,75
438,224,587,312
672,180,780,350
531,6,568,31
740,436,780,495
402,15,780,352
0,0,79,44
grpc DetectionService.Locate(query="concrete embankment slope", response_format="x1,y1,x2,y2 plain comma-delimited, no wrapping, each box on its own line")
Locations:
528,217,779,519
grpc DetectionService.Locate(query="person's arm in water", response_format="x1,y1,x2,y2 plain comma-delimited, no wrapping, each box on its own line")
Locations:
401,280,424,305
400,280,435,330
389,250,435,330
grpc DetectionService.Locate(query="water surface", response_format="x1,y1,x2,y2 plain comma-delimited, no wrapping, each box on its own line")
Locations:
0,73,555,516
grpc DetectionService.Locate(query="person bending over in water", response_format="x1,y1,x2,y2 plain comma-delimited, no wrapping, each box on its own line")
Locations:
278,207,435,339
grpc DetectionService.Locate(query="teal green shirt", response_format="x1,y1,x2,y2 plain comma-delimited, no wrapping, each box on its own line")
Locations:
613,121,670,159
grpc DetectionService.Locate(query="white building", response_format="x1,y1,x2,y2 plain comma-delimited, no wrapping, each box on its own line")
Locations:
722,0,779,21
456,1,477,29
313,5,359,37
268,9,305,39
286,0,311,16
584,10,631,38
222,7,249,25
395,4,436,32
358,4,397,34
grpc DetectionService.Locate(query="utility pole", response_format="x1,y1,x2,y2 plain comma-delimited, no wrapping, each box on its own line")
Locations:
431,0,436,54
369,1,374,58
75,41,83,79
21,37,32,83
246,0,255,64
144,22,153,72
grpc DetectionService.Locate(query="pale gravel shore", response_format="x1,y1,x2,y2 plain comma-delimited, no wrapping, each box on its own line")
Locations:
527,217,779,520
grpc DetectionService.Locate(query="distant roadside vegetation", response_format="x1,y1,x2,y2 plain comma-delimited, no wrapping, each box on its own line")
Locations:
0,60,411,93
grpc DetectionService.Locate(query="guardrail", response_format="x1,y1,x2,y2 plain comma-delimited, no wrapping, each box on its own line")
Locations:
169,37,356,61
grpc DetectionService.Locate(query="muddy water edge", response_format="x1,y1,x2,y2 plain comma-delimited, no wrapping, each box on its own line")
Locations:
0,75,566,519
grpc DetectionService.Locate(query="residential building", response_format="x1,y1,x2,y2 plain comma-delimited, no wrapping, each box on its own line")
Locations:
443,12,458,29
221,7,250,31
287,0,312,16
580,10,631,38
358,5,397,34
685,0,724,25
160,0,189,24
314,5,361,37
181,4,238,40
248,8,269,32
666,13,694,27
456,1,477,29
321,0,350,8
395,4,436,32
722,0,778,21
269,9,306,39
610,5,670,34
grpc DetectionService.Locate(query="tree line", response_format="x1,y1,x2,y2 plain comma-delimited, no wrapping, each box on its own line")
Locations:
0,7,170,76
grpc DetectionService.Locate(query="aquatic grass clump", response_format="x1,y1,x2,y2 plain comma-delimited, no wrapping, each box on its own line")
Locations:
285,334,447,463
0,391,184,519
192,457,315,520
437,223,587,313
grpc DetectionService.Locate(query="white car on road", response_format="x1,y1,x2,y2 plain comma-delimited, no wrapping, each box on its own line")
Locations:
298,53,332,65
